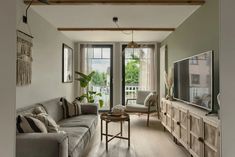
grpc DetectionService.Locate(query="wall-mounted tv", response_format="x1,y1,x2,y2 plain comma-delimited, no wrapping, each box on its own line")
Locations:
173,51,213,111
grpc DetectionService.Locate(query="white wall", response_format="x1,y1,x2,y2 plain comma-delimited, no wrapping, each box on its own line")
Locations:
16,0,75,108
0,0,16,156
220,0,235,156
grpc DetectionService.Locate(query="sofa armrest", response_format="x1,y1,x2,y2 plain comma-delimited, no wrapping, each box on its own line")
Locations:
16,133,68,157
81,103,98,115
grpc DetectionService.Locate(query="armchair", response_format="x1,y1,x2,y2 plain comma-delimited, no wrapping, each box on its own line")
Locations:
125,90,160,126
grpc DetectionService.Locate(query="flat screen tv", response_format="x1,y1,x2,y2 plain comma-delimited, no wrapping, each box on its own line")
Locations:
173,51,213,111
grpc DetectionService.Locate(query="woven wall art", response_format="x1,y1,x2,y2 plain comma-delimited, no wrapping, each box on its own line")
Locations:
16,30,33,86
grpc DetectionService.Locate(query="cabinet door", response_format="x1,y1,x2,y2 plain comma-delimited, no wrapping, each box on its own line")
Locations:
179,108,188,148
172,106,180,139
204,122,220,157
165,101,172,132
188,113,204,157
160,100,167,127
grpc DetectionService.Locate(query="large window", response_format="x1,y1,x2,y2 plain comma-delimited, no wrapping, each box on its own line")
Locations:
80,45,113,111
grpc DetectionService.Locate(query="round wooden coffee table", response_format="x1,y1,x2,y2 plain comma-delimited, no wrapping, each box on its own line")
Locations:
100,112,130,151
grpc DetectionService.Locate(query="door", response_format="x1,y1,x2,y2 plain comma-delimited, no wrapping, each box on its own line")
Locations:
80,45,113,111
172,106,180,139
121,45,155,105
188,112,204,157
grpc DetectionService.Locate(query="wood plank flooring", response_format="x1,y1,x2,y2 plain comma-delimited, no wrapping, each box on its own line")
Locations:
83,114,190,157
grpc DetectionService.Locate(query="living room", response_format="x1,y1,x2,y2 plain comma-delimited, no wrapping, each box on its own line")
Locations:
1,0,235,157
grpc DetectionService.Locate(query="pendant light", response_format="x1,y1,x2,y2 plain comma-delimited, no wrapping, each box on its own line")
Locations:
127,30,140,48
113,17,139,48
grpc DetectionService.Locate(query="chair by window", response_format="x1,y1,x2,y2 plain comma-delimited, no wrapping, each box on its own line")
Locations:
125,90,160,126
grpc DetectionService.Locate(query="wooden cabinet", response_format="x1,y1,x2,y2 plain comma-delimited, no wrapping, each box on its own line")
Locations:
179,108,188,148
160,98,220,157
171,106,180,139
160,100,171,132
188,113,204,157
203,120,220,157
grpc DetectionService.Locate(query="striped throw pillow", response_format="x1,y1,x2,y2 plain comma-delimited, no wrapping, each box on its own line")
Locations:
60,98,81,118
16,115,47,133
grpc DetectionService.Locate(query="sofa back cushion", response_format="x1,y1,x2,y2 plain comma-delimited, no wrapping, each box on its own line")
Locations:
41,98,63,123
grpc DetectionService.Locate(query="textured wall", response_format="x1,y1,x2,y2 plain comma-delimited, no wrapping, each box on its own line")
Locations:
16,0,75,108
162,0,219,107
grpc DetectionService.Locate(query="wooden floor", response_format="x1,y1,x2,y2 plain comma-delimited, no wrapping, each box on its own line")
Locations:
83,114,190,157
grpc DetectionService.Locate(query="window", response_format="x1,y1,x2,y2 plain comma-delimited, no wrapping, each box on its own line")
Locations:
190,56,198,65
191,74,200,84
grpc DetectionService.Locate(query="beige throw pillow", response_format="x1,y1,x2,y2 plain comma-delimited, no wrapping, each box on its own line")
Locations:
144,93,156,106
33,106,59,133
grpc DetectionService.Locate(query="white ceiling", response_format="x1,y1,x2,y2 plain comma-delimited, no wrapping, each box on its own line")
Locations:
32,5,200,42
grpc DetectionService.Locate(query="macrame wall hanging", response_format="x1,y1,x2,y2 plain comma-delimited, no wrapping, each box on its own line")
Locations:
16,30,33,86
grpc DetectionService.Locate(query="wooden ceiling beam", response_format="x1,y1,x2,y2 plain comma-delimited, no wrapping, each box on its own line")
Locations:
57,27,176,31
25,0,205,5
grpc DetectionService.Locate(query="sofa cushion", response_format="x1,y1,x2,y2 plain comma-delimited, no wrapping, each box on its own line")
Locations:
125,104,156,112
41,98,64,122
58,115,97,128
59,127,90,157
17,115,48,133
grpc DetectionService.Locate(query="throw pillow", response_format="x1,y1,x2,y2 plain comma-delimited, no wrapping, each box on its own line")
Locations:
33,106,59,133
144,93,156,106
60,98,81,118
17,115,47,133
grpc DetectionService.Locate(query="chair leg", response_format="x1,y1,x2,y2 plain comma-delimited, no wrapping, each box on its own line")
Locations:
147,113,150,127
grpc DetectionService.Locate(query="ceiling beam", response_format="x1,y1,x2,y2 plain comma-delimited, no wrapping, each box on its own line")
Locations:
25,0,205,5
57,27,175,31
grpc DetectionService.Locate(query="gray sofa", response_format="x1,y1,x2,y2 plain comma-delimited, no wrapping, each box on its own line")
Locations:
16,98,98,157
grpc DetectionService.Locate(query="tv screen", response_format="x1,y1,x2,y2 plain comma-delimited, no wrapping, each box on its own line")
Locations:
173,51,213,110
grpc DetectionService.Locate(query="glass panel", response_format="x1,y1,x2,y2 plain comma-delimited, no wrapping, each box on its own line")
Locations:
124,46,154,104
87,48,93,58
94,48,102,58
87,47,112,111
102,48,111,58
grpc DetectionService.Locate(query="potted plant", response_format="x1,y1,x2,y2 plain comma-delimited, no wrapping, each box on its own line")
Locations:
75,71,104,108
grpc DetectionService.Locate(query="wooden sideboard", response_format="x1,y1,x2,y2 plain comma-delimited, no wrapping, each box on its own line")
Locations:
160,98,220,157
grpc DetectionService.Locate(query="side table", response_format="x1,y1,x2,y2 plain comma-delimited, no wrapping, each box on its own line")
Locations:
100,113,130,151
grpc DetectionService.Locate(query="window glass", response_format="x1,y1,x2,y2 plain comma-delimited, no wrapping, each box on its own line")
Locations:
102,48,111,58
94,48,102,58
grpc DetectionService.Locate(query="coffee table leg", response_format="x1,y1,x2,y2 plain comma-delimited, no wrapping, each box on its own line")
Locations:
120,121,123,136
101,119,103,141
106,121,108,151
128,119,130,148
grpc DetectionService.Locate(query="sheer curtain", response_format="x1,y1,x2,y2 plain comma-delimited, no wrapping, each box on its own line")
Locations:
79,44,92,96
138,45,156,91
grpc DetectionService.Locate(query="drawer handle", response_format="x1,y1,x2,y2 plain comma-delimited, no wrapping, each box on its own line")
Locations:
198,137,204,143
176,121,180,125
164,112,167,115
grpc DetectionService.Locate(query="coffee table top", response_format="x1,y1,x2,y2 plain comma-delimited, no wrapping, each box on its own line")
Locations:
100,112,129,122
